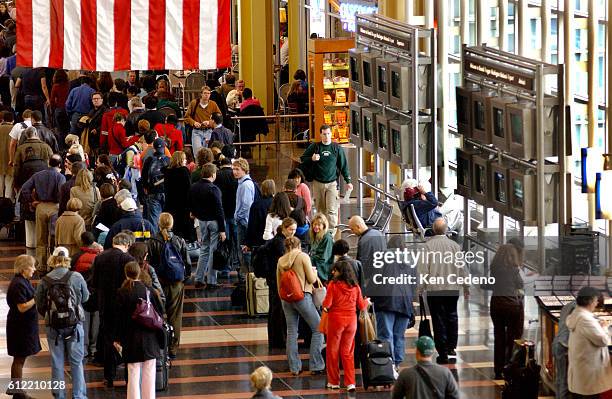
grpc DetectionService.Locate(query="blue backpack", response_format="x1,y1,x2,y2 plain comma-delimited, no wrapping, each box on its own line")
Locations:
159,240,185,282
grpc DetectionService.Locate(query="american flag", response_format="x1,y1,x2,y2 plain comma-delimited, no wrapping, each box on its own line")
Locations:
16,0,231,71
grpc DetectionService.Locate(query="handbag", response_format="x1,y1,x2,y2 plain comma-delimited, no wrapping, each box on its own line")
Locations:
358,307,376,344
418,294,433,338
212,239,230,271
132,289,163,331
319,311,328,334
312,278,326,309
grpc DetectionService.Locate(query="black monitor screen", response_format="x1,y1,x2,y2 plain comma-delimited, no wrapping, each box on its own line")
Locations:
391,71,400,98
378,123,387,148
350,56,359,82
510,112,523,144
351,110,360,137
457,94,469,124
378,66,387,93
475,165,485,193
363,61,372,87
512,178,524,209
391,128,401,155
458,157,469,187
473,100,485,131
493,107,504,138
494,172,507,203
364,116,373,141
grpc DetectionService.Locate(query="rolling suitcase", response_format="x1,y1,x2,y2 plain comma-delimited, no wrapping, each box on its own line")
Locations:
360,339,396,390
156,323,174,391
501,339,540,399
246,272,269,316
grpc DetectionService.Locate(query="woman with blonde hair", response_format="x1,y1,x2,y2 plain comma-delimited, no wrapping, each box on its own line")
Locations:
6,255,41,399
163,151,193,240
34,247,89,399
147,212,190,359
114,261,163,399
55,198,86,256
70,169,100,228
309,213,334,282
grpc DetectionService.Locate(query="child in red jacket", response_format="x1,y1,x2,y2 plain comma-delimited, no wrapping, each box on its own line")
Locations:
322,260,369,392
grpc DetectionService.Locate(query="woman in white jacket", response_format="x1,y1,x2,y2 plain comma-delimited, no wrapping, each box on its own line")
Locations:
566,286,612,398
263,192,292,240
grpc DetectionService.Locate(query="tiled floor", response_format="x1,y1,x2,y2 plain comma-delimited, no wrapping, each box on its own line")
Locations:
0,139,554,398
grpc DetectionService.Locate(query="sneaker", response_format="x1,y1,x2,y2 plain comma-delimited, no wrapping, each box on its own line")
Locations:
448,349,457,356
393,366,399,380
346,384,356,392
436,355,449,365
326,383,340,389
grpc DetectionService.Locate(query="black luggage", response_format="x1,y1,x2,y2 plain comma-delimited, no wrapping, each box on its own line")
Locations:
360,339,395,390
501,339,540,399
0,197,14,225
156,323,173,391
231,281,247,309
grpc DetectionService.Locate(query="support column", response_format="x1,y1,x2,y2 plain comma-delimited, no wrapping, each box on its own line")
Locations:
608,0,612,268
378,0,397,19
587,0,597,227
563,0,575,226
239,0,275,114
288,0,305,79
438,0,449,188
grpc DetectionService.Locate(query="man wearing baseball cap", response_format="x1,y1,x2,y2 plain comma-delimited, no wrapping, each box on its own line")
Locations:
391,336,459,399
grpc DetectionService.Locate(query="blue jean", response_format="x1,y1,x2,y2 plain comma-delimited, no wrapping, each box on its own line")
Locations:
553,341,570,399
191,128,211,158
47,323,86,399
236,220,250,274
195,220,219,285
225,218,240,270
144,192,164,232
376,310,411,366
69,112,85,134
281,293,325,374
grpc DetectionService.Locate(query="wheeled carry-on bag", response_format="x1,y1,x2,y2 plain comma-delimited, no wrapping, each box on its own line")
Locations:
246,272,269,316
157,323,174,391
360,339,396,390
501,339,540,399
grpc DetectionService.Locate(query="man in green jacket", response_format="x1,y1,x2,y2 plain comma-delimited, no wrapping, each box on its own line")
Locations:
299,125,352,231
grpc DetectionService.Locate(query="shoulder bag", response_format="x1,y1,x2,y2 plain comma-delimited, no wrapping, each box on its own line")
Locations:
132,288,163,331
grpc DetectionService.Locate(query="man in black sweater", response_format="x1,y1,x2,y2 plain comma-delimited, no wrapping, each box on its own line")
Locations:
189,163,226,289
214,157,239,275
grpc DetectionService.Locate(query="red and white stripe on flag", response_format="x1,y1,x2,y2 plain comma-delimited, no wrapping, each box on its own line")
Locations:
16,0,232,71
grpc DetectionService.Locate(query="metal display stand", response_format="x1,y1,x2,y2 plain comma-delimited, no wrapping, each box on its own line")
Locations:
459,44,566,272
352,14,436,209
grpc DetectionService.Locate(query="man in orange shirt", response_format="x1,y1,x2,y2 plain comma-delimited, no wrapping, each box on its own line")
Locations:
185,86,221,156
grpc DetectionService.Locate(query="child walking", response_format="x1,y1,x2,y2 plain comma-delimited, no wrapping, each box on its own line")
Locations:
322,260,369,392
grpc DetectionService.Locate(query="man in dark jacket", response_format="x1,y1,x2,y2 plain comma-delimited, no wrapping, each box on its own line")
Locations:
141,138,170,232
104,198,153,249
188,163,226,288
214,157,239,273
90,233,134,387
29,110,59,153
349,215,387,290
210,112,233,145
138,96,165,130
370,235,416,374
13,126,53,189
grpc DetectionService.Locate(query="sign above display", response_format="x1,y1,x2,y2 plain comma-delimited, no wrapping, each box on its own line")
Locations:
356,22,411,52
464,57,534,91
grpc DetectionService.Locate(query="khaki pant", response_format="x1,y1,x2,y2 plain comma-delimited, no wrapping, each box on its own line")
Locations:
25,220,37,248
312,180,339,230
162,282,184,355
35,202,58,271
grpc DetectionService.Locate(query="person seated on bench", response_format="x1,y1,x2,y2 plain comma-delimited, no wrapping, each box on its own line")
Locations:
402,180,441,231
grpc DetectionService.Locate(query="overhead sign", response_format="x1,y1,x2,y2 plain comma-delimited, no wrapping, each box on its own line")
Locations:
340,1,378,32
356,22,411,52
464,56,534,91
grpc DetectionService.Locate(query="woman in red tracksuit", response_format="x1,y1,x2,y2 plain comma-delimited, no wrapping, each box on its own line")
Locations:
108,113,140,158
322,260,369,392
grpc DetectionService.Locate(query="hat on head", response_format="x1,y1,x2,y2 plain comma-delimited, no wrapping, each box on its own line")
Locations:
415,336,436,356
52,246,70,257
153,137,165,151
120,198,138,212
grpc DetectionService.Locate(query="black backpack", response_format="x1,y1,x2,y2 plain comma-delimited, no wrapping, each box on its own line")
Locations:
243,177,262,202
147,154,168,191
43,272,80,338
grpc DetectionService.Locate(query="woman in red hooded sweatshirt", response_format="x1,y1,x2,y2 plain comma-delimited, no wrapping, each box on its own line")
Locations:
322,260,369,392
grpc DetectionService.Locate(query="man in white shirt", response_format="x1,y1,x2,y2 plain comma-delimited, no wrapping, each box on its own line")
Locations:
8,109,32,167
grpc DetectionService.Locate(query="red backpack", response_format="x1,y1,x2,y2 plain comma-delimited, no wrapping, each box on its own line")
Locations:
279,268,304,303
